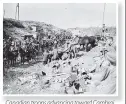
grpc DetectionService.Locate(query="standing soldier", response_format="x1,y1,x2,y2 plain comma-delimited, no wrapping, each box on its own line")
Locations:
54,39,58,48
25,38,28,45
42,49,49,65
66,41,70,48
7,37,13,46
52,47,59,61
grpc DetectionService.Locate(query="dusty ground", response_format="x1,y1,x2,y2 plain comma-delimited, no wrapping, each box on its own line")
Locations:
3,44,116,95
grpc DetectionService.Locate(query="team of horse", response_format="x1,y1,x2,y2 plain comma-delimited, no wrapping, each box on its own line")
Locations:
41,35,98,64
3,35,99,66
3,40,40,66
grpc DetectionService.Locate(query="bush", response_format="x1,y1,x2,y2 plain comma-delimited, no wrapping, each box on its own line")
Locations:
3,18,25,28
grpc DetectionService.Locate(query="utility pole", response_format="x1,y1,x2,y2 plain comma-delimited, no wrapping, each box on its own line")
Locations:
102,3,106,25
15,3,19,20
102,3,106,39
18,3,19,20
3,9,5,18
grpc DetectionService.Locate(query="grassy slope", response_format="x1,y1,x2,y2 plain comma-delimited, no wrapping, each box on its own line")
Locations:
3,18,116,42
68,26,116,37
3,18,72,42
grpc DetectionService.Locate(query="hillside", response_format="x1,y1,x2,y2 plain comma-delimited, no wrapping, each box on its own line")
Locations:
68,27,116,37
3,18,116,41
3,18,72,43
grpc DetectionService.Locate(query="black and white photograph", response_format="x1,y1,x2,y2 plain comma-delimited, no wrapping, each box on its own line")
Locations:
3,3,117,95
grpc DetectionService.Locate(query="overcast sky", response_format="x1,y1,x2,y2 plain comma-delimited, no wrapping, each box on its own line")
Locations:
3,3,116,29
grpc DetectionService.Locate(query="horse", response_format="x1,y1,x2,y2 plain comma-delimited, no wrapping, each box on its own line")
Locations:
76,35,97,52
6,45,19,66
18,45,26,64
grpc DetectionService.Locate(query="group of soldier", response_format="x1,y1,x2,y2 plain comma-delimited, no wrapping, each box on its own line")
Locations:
3,33,114,68
3,36,40,66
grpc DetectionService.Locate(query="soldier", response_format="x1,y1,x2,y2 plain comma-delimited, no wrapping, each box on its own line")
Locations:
3,39,6,48
54,39,58,48
66,41,70,48
7,37,12,46
42,49,49,65
51,47,59,61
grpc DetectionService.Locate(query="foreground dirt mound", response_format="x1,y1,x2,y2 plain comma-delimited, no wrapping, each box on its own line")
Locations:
3,44,116,94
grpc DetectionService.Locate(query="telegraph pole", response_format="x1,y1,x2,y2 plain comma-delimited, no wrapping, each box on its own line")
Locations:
102,3,106,25
3,9,5,18
18,3,19,20
102,3,106,39
15,3,19,20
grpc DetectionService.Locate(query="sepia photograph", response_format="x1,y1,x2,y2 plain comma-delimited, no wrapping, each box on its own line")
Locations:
3,3,117,95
